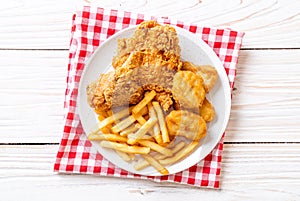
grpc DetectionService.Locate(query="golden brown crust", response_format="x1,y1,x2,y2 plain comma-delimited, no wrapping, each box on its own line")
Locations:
172,71,206,109
200,98,215,122
166,110,207,141
113,20,181,69
182,61,218,92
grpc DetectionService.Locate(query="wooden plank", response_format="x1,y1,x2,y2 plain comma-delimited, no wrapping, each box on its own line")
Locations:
0,50,67,143
226,49,300,142
0,0,299,49
0,144,299,200
0,49,300,143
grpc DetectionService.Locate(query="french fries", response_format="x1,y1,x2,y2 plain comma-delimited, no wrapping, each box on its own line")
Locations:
93,108,130,133
100,141,150,155
138,140,173,157
127,118,157,145
143,155,169,175
152,101,169,143
111,115,136,133
88,133,127,143
132,90,156,114
147,103,162,144
134,141,186,170
159,141,199,165
119,123,141,136
89,92,205,175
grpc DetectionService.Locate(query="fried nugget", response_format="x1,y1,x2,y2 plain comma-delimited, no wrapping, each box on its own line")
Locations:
166,110,207,141
200,98,215,122
182,61,218,92
172,71,206,109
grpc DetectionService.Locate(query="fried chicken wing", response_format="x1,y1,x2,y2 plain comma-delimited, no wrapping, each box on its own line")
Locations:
166,110,207,141
172,71,206,109
182,61,218,92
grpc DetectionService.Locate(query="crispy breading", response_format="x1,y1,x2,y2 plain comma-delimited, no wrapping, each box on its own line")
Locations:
172,71,206,109
112,21,181,69
166,110,207,141
200,98,215,122
182,61,218,92
112,62,176,110
87,71,115,113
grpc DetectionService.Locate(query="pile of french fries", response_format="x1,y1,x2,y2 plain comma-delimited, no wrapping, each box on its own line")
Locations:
88,90,199,175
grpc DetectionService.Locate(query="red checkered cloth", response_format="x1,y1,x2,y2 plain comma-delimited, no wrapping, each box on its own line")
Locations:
54,6,244,188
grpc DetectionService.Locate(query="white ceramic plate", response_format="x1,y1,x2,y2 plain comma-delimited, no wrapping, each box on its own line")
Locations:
78,25,231,176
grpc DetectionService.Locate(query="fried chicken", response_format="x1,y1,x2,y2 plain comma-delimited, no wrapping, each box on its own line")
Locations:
182,61,218,92
200,98,215,122
112,21,181,70
87,21,182,112
166,110,207,141
172,71,206,109
87,71,115,113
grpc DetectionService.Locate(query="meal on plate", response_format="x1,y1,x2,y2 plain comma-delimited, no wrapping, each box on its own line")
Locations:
86,21,218,175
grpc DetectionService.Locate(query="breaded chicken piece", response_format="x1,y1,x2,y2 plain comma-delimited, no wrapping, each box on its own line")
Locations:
113,61,176,111
87,21,183,113
112,20,181,71
166,110,207,141
86,71,115,113
115,50,181,79
172,71,206,109
200,98,215,122
182,61,218,92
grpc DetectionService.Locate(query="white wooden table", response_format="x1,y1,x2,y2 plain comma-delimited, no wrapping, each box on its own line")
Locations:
1,0,300,200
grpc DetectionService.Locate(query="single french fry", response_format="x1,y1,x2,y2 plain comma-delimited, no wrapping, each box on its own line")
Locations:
132,90,156,114
116,150,131,162
119,123,141,136
93,108,130,133
138,140,173,157
147,102,162,144
139,106,149,116
134,141,186,170
159,141,199,165
127,118,157,145
88,133,127,143
143,155,169,175
134,159,149,170
155,141,186,160
152,101,169,143
100,141,150,155
111,115,136,133
132,113,147,125
97,114,111,134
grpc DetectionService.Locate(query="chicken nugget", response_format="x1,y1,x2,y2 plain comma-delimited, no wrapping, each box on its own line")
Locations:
172,71,206,109
182,61,218,92
200,98,215,122
166,110,207,141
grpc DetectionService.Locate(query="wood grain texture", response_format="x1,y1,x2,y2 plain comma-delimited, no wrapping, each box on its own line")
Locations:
0,50,67,143
226,49,300,142
0,144,299,200
0,0,299,49
1,50,299,143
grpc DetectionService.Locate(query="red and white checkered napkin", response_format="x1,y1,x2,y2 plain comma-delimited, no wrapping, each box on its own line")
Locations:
54,6,244,188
